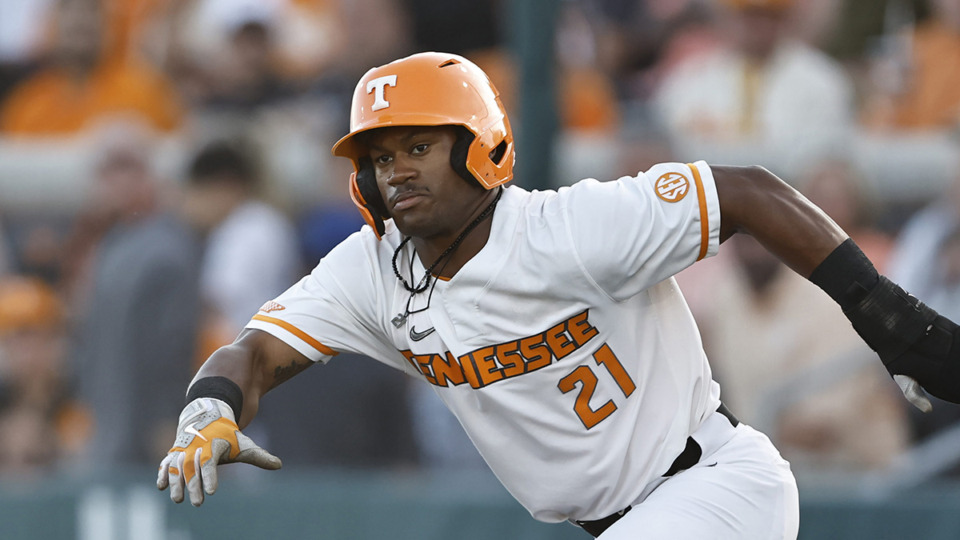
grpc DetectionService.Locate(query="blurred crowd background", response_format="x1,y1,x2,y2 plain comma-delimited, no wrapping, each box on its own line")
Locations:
3,0,960,497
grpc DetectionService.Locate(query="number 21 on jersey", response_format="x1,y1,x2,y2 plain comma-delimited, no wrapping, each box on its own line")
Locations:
557,343,636,429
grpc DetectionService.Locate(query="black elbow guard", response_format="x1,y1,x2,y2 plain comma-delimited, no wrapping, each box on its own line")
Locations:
810,239,960,403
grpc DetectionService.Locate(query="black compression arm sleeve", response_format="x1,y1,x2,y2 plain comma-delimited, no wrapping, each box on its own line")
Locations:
809,239,960,403
808,238,879,308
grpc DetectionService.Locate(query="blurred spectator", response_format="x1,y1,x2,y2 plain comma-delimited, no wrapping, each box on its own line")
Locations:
570,1,724,179
173,1,302,117
168,1,356,210
271,0,345,81
403,0,500,55
181,139,301,346
797,158,894,271
337,0,413,78
698,235,908,474
11,221,67,285
888,171,960,315
587,0,721,102
823,0,896,62
920,226,960,319
554,2,621,134
201,19,295,115
0,0,182,136
174,0,343,90
550,1,626,186
73,124,200,467
400,0,511,108
653,0,855,177
862,0,960,131
0,0,53,101
0,276,76,476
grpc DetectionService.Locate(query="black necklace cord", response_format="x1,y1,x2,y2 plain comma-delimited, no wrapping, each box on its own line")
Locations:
391,187,503,294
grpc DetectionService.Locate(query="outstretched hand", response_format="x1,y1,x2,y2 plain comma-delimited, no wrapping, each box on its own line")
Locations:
157,397,281,506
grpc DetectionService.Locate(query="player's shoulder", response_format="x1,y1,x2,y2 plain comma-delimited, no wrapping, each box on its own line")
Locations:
501,174,636,228
533,161,715,223
561,161,708,195
499,183,575,224
313,223,397,272
641,161,715,189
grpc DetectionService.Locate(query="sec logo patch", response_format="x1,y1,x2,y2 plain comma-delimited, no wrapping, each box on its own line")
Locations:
655,172,690,203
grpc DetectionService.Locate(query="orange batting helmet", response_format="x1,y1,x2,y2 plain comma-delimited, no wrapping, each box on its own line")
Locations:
331,51,515,238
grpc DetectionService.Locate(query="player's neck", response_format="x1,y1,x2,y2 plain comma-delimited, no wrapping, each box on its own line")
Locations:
411,189,500,279
415,217,494,279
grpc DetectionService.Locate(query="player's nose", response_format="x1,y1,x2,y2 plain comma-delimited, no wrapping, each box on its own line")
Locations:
387,153,417,185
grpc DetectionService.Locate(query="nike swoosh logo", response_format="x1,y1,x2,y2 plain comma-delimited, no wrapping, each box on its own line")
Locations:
409,326,436,341
184,422,208,442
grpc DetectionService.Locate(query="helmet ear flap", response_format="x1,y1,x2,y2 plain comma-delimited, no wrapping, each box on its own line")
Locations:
349,157,389,238
356,157,389,218
450,128,476,185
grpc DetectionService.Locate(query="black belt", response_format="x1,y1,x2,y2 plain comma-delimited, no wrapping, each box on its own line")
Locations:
574,404,739,538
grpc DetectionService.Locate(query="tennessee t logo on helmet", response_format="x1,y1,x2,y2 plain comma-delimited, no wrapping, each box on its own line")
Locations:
332,52,516,239
366,75,397,111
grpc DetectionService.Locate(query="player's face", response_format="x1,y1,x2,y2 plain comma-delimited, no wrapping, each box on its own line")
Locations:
366,125,488,241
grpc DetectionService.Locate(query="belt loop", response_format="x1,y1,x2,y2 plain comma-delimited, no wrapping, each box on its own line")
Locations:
574,506,632,537
662,436,702,477
717,402,739,427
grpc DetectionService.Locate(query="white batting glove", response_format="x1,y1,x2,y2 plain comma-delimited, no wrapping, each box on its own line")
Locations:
157,397,281,506
894,374,933,413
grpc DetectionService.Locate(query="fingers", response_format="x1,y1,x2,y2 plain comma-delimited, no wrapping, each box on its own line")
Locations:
162,425,280,507
201,439,231,495
169,452,186,503
187,447,205,507
157,454,172,490
233,430,283,470
894,374,933,413
235,447,283,470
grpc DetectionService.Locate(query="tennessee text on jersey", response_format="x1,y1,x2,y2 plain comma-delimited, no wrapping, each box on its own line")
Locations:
400,310,599,388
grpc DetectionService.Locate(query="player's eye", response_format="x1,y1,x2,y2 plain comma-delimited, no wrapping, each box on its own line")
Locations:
411,143,429,155
373,154,392,166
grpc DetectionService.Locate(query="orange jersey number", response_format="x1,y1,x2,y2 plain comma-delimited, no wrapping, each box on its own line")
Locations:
557,343,635,429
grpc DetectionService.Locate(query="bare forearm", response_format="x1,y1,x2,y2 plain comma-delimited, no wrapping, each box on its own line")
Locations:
190,342,263,428
715,165,848,277
190,329,313,428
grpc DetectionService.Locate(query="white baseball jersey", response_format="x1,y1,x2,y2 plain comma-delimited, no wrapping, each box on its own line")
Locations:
246,160,722,523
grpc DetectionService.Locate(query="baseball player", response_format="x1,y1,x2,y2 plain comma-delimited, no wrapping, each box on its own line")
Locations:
158,52,960,538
